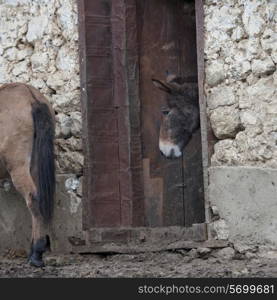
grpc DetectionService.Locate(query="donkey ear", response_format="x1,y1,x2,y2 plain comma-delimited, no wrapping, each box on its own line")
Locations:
152,79,172,94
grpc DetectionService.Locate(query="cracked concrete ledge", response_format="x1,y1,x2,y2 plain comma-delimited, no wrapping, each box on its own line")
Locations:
208,166,277,247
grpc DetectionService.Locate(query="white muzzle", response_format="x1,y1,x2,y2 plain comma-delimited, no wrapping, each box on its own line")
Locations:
159,140,182,158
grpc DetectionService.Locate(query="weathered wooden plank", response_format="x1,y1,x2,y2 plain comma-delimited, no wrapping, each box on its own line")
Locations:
195,0,210,229
79,0,145,229
77,0,90,230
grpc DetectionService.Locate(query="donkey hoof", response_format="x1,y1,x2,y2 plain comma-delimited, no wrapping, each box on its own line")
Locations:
29,256,45,268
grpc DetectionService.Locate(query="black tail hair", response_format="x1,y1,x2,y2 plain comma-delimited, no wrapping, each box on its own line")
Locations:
31,101,55,223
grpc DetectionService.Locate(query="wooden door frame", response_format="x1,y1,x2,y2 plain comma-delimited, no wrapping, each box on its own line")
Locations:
195,0,214,228
76,0,210,250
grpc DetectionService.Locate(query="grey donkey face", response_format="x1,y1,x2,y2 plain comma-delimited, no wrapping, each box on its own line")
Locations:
152,74,199,158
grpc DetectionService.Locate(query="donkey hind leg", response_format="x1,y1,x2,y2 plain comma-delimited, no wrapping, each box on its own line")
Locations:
9,167,50,267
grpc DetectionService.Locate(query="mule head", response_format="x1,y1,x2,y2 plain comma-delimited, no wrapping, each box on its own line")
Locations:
152,74,199,159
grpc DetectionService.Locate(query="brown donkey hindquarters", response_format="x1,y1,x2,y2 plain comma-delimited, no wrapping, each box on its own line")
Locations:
0,83,55,267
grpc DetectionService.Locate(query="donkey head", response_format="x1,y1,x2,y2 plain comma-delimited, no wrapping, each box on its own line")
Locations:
152,74,199,159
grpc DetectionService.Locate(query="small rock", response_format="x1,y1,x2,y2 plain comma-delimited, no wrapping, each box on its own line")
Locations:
65,176,80,191
55,113,72,138
196,247,212,258
242,1,264,37
210,219,229,240
46,72,66,90
4,47,18,61
30,52,49,72
252,57,276,76
207,86,237,110
240,111,259,126
55,150,84,174
187,249,198,259
231,26,245,41
26,15,48,42
232,267,249,277
183,256,193,263
257,249,277,259
3,180,12,192
214,247,235,260
56,45,77,73
205,60,226,87
12,60,29,76
70,112,82,138
245,252,257,260
234,243,255,254
210,105,241,139
210,205,219,216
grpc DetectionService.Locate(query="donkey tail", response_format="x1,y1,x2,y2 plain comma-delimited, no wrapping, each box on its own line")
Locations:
31,101,55,223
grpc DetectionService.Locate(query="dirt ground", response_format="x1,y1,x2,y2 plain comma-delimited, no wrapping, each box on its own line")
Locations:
1,248,277,278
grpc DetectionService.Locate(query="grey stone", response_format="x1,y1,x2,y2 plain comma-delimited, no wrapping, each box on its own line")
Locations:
196,247,212,258
3,180,12,192
242,1,264,37
261,29,277,56
56,150,84,174
70,112,82,138
65,176,80,192
56,113,72,138
214,247,235,260
205,60,226,87
234,243,255,254
207,86,237,110
231,26,245,41
26,15,48,42
56,45,77,74
211,139,242,166
30,52,49,72
46,72,66,90
187,249,198,259
240,111,259,126
56,0,78,40
12,60,29,76
209,105,241,139
210,205,220,217
4,47,18,61
252,57,276,76
210,219,229,240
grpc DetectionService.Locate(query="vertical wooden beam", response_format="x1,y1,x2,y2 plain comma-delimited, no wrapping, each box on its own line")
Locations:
77,0,89,230
195,0,210,225
111,0,144,226
111,0,132,226
126,0,145,226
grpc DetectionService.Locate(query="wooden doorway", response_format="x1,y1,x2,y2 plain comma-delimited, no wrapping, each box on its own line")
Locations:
78,0,206,245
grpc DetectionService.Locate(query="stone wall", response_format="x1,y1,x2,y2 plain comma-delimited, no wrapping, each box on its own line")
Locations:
0,0,82,201
204,0,277,168
204,0,277,247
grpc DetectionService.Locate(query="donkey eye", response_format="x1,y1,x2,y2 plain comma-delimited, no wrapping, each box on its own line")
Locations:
162,110,170,115
161,107,170,115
